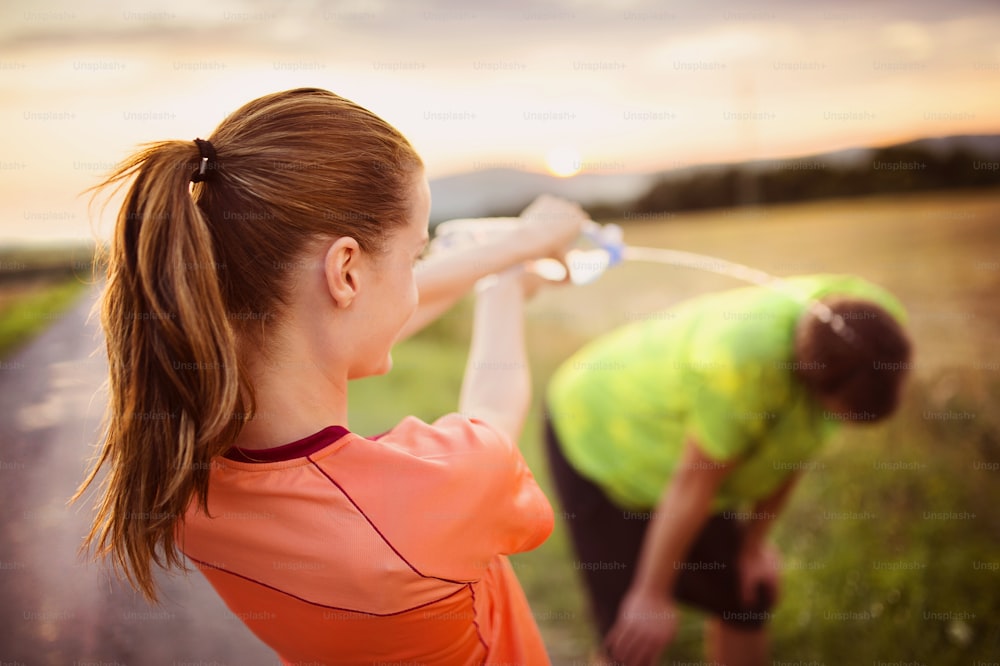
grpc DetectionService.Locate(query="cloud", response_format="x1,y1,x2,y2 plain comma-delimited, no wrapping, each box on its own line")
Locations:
1,0,998,242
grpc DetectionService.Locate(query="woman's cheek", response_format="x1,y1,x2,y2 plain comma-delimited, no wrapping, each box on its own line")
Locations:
410,277,420,315
405,269,419,318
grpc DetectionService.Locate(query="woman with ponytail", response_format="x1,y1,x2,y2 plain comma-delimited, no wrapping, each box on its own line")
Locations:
76,88,586,664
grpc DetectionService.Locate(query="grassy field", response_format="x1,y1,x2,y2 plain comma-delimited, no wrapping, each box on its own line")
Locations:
350,189,1000,663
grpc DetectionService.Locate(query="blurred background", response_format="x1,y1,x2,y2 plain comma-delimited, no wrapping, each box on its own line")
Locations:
0,0,997,664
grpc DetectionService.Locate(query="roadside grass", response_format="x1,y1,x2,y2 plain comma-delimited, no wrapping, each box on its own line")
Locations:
0,278,91,360
349,190,1000,663
0,243,96,360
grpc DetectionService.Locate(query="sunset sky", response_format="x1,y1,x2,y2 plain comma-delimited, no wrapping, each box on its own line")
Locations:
1,0,998,243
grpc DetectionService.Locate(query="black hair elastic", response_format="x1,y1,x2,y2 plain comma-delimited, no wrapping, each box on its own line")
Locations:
191,138,218,183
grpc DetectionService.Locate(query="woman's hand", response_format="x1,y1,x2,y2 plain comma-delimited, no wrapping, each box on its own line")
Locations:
517,267,551,300
517,195,588,263
604,587,679,666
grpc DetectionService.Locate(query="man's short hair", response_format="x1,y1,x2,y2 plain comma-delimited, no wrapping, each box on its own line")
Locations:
794,298,912,421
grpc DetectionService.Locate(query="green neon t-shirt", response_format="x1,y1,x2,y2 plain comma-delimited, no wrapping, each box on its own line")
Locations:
546,274,907,511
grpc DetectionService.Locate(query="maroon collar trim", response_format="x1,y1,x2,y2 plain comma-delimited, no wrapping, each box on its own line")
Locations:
223,425,351,463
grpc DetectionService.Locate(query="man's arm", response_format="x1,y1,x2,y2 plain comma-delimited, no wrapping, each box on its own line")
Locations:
604,437,735,666
743,471,801,549
736,471,801,607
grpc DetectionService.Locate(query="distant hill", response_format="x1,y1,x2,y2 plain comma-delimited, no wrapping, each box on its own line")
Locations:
897,133,1000,158
428,169,653,223
428,134,1000,223
744,134,1000,171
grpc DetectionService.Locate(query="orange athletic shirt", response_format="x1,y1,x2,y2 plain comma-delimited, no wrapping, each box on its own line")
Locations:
180,414,555,665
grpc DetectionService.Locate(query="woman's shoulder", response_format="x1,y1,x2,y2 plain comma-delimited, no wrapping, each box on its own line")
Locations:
304,414,517,481
362,413,513,457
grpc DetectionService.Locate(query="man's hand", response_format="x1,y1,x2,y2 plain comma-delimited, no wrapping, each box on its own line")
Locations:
738,540,781,609
604,588,679,666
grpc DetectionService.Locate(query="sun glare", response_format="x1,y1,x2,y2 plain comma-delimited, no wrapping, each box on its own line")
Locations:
545,146,582,178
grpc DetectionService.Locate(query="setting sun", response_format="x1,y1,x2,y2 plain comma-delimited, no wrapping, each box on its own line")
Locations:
545,147,582,178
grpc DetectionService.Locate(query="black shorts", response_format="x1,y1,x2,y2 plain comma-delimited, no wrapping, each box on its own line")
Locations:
543,412,775,635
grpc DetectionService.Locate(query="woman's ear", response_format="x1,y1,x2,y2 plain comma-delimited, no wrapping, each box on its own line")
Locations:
323,237,362,308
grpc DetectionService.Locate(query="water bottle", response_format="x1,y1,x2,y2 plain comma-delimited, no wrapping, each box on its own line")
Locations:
431,217,624,285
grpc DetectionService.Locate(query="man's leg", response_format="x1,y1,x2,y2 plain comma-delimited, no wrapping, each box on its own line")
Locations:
541,412,648,641
677,516,774,666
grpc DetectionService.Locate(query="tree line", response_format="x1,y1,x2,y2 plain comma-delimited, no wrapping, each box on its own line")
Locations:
587,143,1000,221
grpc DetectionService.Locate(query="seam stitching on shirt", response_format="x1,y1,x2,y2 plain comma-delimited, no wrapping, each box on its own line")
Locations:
468,581,490,658
309,456,474,585
187,554,467,616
